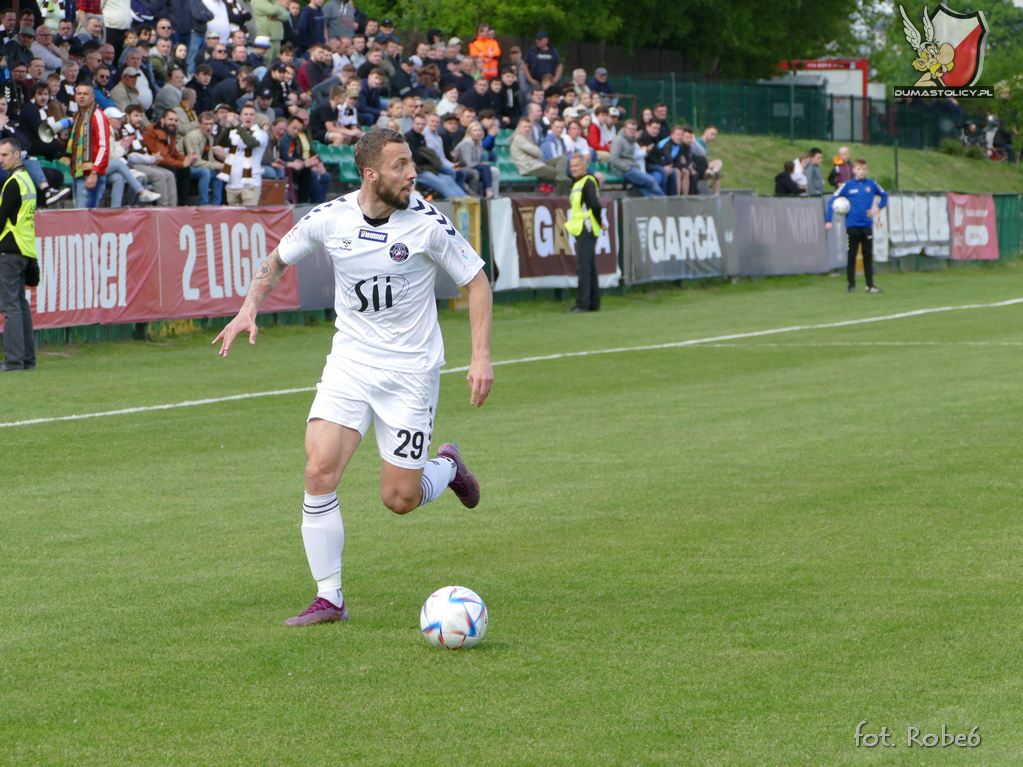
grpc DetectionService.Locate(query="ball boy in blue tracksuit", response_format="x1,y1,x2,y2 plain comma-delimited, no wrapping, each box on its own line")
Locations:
825,158,888,293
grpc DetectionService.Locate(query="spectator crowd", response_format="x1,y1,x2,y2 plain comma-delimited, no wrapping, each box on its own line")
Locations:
0,3,729,207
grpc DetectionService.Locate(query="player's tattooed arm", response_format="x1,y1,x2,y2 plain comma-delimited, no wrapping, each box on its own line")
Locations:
242,248,288,312
213,248,289,357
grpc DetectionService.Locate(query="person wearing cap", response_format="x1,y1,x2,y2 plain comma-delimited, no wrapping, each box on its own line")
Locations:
102,106,162,206
250,36,272,68
444,37,461,66
589,67,614,97
389,55,422,100
2,26,37,71
109,64,142,112
523,31,561,87
297,0,327,57
253,0,288,61
118,103,177,204
468,23,500,80
251,85,277,125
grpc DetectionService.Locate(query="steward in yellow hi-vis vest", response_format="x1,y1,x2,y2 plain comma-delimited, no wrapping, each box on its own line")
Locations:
564,155,605,313
0,139,38,371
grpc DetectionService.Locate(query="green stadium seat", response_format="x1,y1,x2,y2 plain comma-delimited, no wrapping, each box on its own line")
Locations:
313,141,360,185
38,158,73,188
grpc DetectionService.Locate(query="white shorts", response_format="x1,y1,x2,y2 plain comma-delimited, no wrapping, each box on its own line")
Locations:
308,355,440,469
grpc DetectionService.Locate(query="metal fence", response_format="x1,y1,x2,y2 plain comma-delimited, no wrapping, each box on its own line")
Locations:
617,74,977,149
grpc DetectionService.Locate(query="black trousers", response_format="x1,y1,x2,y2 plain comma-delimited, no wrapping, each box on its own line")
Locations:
574,230,600,311
167,166,191,205
846,226,874,288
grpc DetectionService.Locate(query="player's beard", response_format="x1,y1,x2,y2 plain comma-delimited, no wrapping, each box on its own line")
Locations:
373,173,411,210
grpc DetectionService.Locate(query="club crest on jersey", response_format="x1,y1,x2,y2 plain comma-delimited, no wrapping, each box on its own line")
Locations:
389,242,410,263
358,229,388,243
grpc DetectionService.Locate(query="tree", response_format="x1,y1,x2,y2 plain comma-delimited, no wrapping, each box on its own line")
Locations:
369,0,856,79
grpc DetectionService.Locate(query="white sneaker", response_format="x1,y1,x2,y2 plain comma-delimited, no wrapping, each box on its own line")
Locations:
138,189,161,203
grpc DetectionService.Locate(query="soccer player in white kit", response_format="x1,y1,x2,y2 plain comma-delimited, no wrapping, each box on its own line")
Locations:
214,128,494,626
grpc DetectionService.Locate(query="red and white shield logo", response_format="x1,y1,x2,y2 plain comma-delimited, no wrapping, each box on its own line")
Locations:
929,4,989,87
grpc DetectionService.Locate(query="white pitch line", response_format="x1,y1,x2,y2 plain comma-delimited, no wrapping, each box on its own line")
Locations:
4,296,1022,429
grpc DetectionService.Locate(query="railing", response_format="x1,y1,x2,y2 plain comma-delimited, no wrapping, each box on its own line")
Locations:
617,74,981,148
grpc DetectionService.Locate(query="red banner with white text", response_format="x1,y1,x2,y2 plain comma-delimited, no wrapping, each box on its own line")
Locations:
3,207,300,331
947,193,999,261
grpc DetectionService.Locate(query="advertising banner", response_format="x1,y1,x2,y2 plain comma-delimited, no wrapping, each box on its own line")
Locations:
948,193,999,260
490,196,620,291
731,196,829,275
621,196,736,285
887,194,950,257
10,207,300,332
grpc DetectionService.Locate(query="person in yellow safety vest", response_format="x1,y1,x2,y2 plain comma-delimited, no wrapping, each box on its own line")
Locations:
0,136,38,371
564,153,606,313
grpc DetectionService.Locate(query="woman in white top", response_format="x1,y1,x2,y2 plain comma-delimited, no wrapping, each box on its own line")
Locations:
435,85,460,116
453,120,500,198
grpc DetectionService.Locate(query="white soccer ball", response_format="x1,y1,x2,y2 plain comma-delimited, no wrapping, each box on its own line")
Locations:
832,196,851,215
420,586,488,650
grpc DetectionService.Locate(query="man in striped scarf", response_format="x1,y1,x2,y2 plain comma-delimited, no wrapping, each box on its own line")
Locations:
67,82,109,208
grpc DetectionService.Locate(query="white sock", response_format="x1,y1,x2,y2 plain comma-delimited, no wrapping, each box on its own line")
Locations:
301,492,345,606
419,457,456,507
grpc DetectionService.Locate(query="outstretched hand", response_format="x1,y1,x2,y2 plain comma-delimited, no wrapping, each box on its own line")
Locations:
467,359,494,408
213,313,259,358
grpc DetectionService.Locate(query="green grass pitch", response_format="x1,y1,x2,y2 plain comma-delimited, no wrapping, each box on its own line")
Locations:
3,264,1023,766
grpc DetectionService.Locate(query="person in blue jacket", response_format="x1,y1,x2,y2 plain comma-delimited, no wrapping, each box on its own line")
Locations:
826,157,888,293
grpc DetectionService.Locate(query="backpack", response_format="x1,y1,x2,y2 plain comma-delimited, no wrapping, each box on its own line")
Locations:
827,166,839,188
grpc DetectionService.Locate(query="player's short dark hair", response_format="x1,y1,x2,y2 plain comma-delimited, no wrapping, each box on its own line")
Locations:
0,137,22,155
353,128,407,178
784,160,795,173
681,124,695,134
854,157,867,165
126,103,145,115
196,64,213,76
810,147,822,156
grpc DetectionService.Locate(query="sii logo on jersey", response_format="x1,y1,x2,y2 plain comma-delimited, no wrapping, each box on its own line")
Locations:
345,275,409,313
389,243,409,263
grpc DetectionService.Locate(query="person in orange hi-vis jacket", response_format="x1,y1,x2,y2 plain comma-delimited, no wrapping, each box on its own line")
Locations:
469,23,501,80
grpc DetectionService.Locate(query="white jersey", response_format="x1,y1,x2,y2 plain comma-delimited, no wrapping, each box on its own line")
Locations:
277,193,485,373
